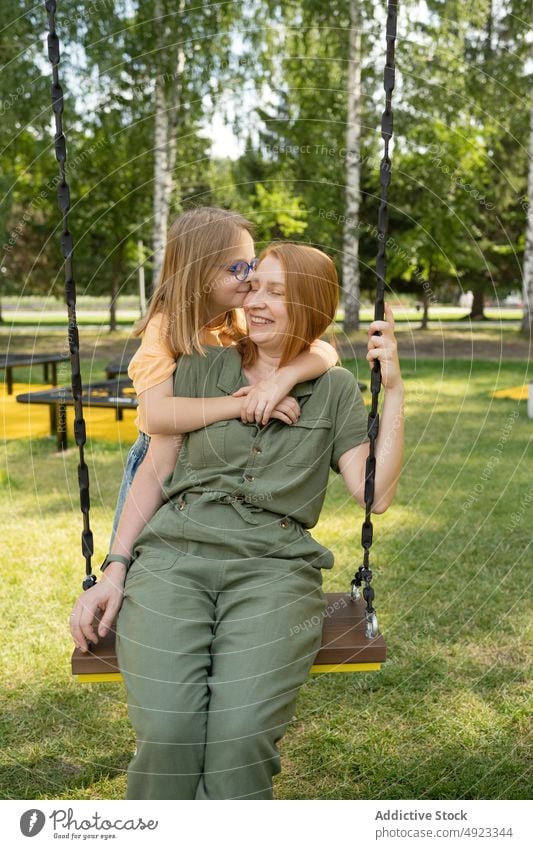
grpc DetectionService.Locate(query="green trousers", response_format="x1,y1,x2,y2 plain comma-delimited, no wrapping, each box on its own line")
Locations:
115,491,329,800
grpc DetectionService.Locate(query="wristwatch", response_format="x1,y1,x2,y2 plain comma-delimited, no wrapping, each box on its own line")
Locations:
100,553,131,573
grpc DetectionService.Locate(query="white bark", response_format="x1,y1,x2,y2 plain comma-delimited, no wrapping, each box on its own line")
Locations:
342,0,362,333
151,0,185,293
152,68,169,291
521,93,533,335
167,2,185,179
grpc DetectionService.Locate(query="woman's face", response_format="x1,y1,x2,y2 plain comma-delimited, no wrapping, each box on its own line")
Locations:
242,255,289,354
207,230,256,314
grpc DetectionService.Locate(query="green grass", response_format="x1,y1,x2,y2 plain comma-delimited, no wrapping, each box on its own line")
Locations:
3,308,523,328
4,316,136,328
0,358,531,800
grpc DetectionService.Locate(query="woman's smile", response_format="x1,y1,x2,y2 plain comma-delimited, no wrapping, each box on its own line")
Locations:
249,313,275,326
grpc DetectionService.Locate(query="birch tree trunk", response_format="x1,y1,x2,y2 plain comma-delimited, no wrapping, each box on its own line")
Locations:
152,78,169,291
151,0,185,293
521,93,533,335
167,0,185,181
342,0,362,333
152,0,170,292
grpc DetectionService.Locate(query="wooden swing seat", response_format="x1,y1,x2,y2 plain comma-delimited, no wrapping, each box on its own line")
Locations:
71,591,386,682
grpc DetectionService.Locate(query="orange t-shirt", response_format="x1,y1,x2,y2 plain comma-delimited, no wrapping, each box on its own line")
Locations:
128,313,176,430
128,313,236,432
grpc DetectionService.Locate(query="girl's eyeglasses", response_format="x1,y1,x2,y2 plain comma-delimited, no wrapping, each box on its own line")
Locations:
221,257,258,282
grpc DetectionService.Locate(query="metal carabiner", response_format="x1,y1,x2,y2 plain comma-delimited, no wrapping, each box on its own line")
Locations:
365,610,379,640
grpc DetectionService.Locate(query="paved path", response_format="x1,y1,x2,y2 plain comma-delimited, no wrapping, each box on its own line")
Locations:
2,328,531,363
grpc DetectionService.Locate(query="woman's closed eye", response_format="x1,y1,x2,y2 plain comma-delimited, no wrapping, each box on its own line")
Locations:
249,284,285,296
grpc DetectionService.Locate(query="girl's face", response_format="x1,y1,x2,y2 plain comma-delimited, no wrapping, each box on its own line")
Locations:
207,230,256,314
242,255,289,354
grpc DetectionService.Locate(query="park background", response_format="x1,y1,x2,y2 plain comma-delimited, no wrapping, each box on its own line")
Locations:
1,0,531,800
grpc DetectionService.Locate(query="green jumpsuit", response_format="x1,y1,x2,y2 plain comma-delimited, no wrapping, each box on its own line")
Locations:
116,345,369,800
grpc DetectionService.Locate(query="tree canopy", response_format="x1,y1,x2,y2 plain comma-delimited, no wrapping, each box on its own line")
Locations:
1,0,531,329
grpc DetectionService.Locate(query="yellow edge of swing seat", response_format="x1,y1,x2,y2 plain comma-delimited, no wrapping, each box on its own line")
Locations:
310,662,381,674
76,673,124,683
75,663,382,684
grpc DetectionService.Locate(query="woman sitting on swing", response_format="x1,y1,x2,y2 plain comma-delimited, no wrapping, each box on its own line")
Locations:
70,242,404,800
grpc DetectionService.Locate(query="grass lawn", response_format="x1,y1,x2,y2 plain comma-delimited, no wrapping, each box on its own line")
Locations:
2,307,523,328
0,358,531,800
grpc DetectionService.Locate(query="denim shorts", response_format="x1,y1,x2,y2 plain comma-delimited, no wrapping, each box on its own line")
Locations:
109,430,151,549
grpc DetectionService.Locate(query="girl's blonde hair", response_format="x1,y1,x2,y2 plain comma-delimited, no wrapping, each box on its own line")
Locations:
238,242,339,368
135,207,255,356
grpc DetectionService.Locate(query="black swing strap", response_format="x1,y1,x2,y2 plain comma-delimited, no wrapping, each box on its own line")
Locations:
353,1,398,631
44,1,95,590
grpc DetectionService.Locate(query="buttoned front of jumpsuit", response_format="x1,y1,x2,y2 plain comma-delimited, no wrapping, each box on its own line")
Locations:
115,346,369,800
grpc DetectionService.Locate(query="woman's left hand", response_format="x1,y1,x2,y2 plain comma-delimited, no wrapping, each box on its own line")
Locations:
233,380,301,424
366,303,402,390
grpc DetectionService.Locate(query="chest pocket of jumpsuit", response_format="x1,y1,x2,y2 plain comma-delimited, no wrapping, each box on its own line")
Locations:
187,420,231,468
285,416,333,467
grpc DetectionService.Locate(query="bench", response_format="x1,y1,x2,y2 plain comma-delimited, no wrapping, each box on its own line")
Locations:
1,352,70,395
105,358,134,380
16,379,138,451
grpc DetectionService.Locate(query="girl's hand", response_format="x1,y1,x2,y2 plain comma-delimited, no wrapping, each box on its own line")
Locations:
69,563,126,653
233,380,301,424
269,396,301,426
366,303,402,391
